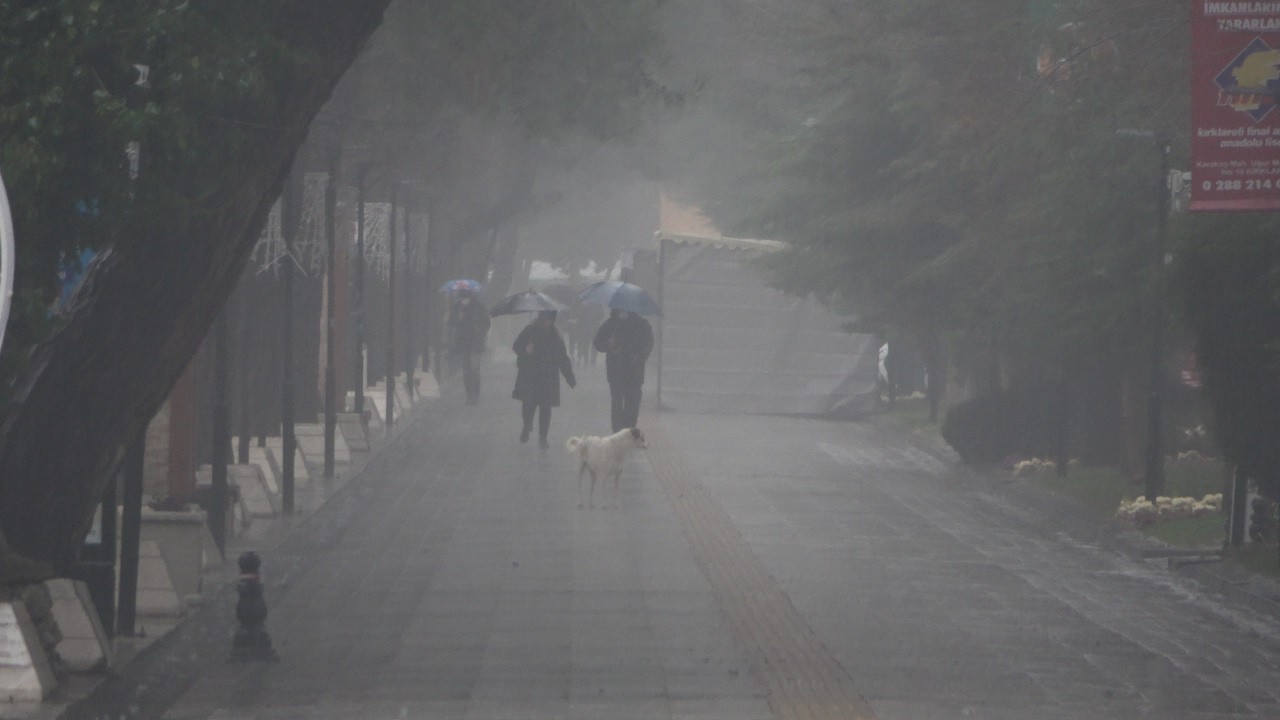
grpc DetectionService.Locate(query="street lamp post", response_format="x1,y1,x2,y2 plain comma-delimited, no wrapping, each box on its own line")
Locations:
281,171,300,513
386,182,398,432
323,154,338,478
391,179,426,425
1117,129,1170,499
354,165,369,418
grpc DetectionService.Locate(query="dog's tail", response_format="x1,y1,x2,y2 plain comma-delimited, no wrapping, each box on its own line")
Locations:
565,436,584,455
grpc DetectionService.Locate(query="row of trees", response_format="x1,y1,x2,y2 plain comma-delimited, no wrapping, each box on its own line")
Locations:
662,1,1278,493
0,0,666,579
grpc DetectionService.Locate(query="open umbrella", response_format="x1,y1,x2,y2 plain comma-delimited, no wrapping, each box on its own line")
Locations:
488,290,569,316
440,279,482,294
578,281,660,316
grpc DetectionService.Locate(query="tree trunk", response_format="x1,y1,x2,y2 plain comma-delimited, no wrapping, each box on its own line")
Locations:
0,0,391,576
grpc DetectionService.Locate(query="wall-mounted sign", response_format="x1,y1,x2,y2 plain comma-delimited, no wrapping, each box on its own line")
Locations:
1191,2,1280,211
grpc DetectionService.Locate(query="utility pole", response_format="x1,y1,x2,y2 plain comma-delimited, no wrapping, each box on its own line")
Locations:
1143,140,1170,500
354,166,368,418
211,310,230,557
117,433,144,636
404,207,417,403
386,183,398,432
323,153,339,479
281,171,300,513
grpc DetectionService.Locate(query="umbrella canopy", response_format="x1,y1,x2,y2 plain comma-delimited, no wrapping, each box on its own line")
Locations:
489,290,570,316
578,281,661,316
440,279,483,294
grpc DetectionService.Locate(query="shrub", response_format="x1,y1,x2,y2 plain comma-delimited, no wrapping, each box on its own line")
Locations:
942,388,1058,465
1249,497,1277,544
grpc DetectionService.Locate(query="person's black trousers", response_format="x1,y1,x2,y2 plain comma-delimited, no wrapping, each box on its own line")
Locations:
461,352,481,401
609,382,643,432
521,401,552,440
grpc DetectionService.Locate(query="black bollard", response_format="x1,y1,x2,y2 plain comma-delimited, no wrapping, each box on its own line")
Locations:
229,551,279,662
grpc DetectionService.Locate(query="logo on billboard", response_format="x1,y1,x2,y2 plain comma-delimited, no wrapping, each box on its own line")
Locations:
1215,36,1280,121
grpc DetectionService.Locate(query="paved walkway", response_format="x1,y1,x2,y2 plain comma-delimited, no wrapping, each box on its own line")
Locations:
162,359,772,720
66,354,1280,720
656,413,1280,719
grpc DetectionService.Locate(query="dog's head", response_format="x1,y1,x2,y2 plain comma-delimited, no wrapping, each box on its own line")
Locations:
629,427,648,449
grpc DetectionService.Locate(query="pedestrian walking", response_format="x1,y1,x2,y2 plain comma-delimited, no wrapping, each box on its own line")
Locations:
446,288,490,404
512,310,576,449
592,308,653,432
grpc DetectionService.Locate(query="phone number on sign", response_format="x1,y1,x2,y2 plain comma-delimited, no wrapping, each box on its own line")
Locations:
1204,179,1277,191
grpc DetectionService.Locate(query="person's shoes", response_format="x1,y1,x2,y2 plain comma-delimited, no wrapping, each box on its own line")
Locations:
520,428,531,444
538,437,549,450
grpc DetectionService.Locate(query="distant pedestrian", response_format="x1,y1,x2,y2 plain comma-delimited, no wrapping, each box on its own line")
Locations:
593,308,653,432
446,288,490,404
512,311,576,449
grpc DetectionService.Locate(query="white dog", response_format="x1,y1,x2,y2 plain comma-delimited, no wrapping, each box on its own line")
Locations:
566,427,647,506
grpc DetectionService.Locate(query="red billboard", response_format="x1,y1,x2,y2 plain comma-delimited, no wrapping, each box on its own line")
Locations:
1191,2,1280,212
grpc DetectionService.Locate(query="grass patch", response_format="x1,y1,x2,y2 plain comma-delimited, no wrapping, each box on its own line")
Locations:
878,394,941,440
1025,460,1224,509
1140,513,1224,548
1021,459,1228,549
878,399,1240,552
1025,465,1137,516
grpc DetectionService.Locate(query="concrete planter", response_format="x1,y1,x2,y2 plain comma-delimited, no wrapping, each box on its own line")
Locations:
137,507,207,609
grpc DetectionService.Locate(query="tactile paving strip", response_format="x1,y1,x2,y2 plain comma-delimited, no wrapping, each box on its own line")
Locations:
646,420,877,720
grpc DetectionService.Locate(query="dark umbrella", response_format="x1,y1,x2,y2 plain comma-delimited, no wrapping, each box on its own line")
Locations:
488,290,569,316
578,281,661,316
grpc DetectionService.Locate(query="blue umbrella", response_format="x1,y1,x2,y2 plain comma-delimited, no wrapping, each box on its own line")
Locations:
440,279,482,294
489,290,569,316
578,281,661,316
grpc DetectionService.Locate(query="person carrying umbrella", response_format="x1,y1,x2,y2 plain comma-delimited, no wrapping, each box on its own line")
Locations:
593,308,653,432
445,287,490,404
511,310,576,449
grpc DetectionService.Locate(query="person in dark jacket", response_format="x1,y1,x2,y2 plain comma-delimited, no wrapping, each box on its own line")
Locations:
512,310,576,449
446,288,490,404
593,308,653,432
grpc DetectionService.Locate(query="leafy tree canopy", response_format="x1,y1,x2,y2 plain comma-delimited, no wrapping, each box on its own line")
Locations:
661,0,1186,381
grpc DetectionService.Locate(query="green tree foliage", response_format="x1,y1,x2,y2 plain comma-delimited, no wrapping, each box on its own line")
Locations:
0,0,391,575
662,0,1195,459
0,0,301,382
1179,218,1280,497
328,0,667,283
0,0,666,577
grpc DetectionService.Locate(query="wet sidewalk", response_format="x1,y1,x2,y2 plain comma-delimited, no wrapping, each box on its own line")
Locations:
58,353,1280,720
158,359,775,720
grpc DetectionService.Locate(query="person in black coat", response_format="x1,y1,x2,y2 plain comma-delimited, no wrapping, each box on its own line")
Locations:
446,288,490,404
593,308,653,432
512,311,576,449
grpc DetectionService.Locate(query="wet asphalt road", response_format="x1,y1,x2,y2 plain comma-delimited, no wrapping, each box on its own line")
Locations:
70,357,1280,720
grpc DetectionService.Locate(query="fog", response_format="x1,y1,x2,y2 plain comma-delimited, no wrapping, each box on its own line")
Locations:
15,2,1280,720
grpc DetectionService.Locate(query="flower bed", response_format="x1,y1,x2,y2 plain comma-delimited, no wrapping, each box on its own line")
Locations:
1115,493,1223,527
